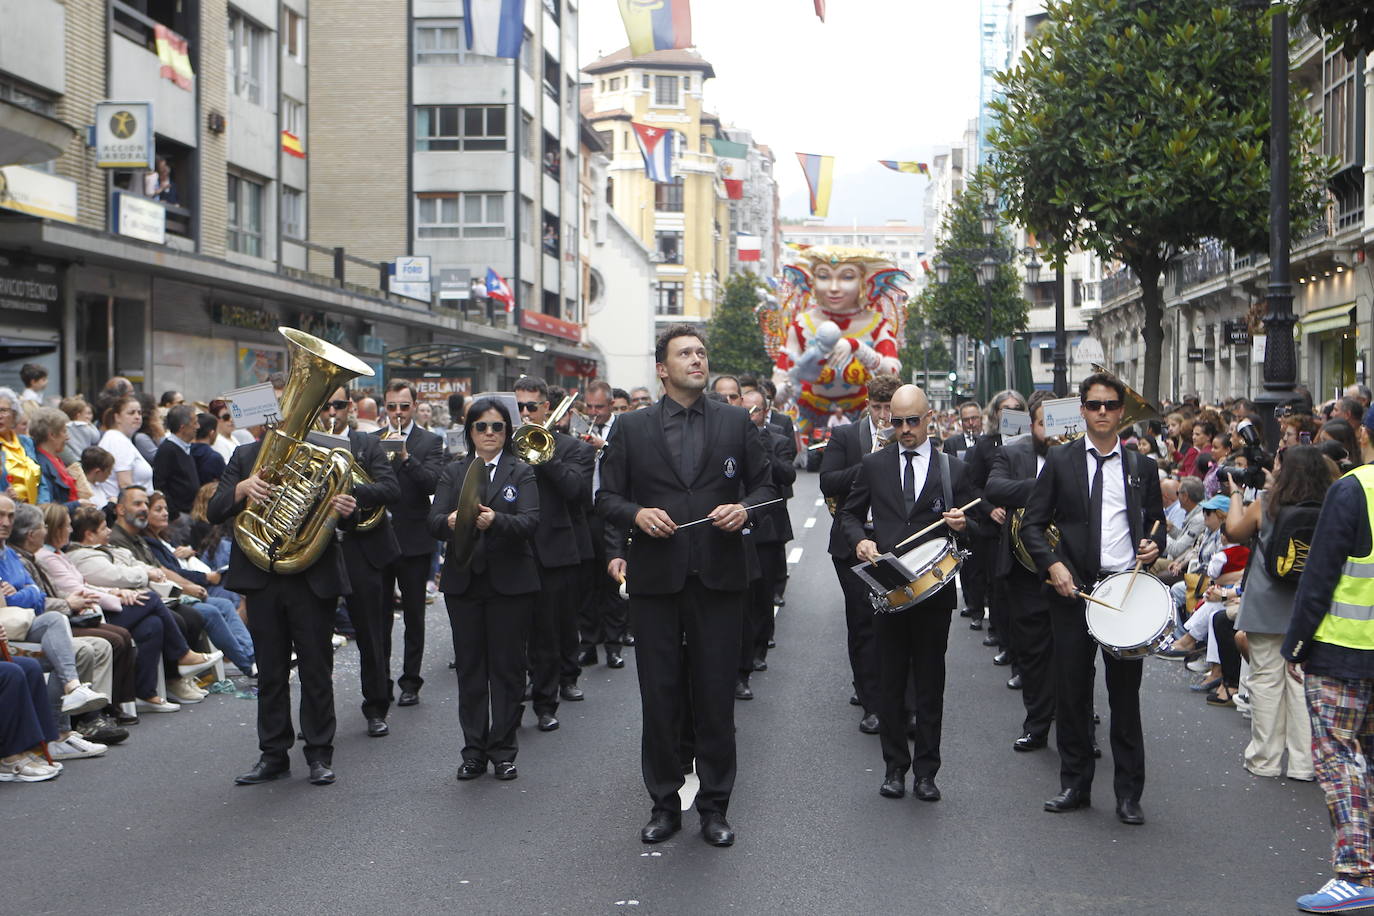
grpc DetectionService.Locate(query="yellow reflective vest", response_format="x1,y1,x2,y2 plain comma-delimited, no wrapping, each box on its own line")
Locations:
1316,464,1374,651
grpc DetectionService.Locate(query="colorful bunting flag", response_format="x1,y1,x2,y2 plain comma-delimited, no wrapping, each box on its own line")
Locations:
796,153,835,218
486,267,515,314
153,24,194,91
737,235,762,262
463,0,527,59
632,122,676,183
709,138,748,200
618,0,693,57
879,160,930,176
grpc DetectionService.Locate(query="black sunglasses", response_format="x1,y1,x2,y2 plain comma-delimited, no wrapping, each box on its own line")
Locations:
218,413,232,421
472,421,506,433
516,401,544,412
328,400,350,411
385,402,412,411
1083,399,1124,413
889,416,926,428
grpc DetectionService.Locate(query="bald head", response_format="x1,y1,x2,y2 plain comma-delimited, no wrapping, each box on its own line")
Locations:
890,385,929,417
890,385,932,449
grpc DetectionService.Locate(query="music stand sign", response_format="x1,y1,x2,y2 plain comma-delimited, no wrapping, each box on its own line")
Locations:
223,383,282,427
999,408,1030,443
1041,397,1084,440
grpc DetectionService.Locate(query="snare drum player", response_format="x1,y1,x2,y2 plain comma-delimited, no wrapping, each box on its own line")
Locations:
837,384,980,802
1020,372,1165,825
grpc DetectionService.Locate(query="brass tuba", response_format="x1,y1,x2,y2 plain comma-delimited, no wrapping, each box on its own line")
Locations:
512,394,576,465
234,328,375,573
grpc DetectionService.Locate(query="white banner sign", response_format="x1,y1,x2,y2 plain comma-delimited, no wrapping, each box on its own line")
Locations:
112,191,165,244
1041,397,1084,440
95,101,154,169
998,408,1031,441
223,382,282,427
0,167,78,223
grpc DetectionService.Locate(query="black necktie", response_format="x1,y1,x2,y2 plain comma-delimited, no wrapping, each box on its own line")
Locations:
680,410,698,482
903,450,918,517
1089,451,1115,574
486,461,497,482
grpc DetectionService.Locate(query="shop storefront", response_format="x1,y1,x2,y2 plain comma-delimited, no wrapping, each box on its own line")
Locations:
0,252,63,393
1301,303,1358,402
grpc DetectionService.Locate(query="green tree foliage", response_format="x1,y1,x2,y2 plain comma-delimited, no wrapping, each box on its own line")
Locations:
899,290,956,383
987,0,1330,404
706,273,770,378
1295,0,1374,59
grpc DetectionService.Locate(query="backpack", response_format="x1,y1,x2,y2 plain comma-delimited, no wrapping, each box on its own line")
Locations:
1262,500,1324,582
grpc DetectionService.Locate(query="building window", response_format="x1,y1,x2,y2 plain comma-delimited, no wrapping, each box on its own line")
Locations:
542,0,560,24
642,73,650,89
415,106,507,151
656,282,684,315
542,211,560,256
542,132,560,178
522,113,534,159
596,129,613,152
654,176,684,212
415,20,463,65
282,96,305,140
282,8,305,62
608,77,621,92
227,173,264,257
543,53,561,101
520,30,534,73
520,197,534,244
655,230,683,264
653,74,680,106
282,186,305,239
228,11,267,104
1039,346,1053,365
416,192,506,239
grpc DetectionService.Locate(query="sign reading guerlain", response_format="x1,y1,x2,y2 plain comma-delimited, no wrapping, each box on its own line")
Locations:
413,375,472,405
213,302,277,331
0,264,61,315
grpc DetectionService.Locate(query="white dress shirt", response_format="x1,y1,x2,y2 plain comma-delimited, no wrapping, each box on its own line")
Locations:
897,439,933,503
1086,438,1134,573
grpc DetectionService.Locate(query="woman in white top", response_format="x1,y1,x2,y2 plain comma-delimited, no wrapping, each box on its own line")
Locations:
95,395,153,502
206,399,240,462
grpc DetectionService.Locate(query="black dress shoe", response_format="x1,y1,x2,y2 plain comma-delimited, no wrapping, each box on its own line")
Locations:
982,634,1000,647
606,651,625,669
308,761,336,785
1092,739,1102,759
559,684,584,701
849,693,861,706
700,813,735,847
537,713,559,732
366,717,389,737
622,634,636,647
235,760,290,786
734,680,754,700
493,761,518,780
751,657,767,672
641,811,681,843
859,713,880,734
913,777,941,802
1006,673,1023,689
1044,787,1091,812
992,650,1012,666
1115,798,1145,825
969,618,984,630
959,607,973,618
398,691,419,707
879,774,906,798
766,638,776,649
1013,733,1047,752
577,649,597,667
456,759,485,780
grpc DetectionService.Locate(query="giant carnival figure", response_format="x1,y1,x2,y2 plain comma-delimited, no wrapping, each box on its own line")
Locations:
765,246,910,436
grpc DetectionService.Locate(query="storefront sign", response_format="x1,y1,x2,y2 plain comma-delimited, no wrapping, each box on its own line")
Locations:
94,101,154,169
388,256,432,303
438,268,471,300
413,374,472,405
222,382,282,427
111,191,166,244
1041,397,1084,440
213,302,278,332
554,356,598,378
519,310,582,343
1224,321,1251,346
0,262,61,316
0,167,78,223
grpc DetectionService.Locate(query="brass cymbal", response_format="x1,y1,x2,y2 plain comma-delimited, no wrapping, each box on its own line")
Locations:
448,457,487,570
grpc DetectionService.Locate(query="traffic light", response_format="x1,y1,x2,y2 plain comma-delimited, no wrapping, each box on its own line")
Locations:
947,370,958,383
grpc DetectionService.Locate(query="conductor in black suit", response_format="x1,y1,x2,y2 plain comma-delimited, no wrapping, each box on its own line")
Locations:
1020,372,1165,826
596,324,775,848
375,380,446,709
838,384,979,802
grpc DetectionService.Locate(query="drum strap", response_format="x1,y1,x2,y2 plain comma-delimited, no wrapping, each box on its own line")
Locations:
937,449,953,520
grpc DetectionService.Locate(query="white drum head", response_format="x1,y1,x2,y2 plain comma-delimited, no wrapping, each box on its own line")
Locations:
903,538,950,570
1085,572,1172,650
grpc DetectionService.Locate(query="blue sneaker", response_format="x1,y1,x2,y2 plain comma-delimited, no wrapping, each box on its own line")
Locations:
1298,879,1374,912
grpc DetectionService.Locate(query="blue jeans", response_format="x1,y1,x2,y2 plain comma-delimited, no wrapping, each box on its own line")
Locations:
188,596,255,673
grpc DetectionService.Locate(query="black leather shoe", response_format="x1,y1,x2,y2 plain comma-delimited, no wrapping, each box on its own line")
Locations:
734,680,754,700
913,777,941,802
456,760,485,780
751,657,767,672
641,811,681,843
879,774,906,798
560,684,584,701
398,691,419,707
606,651,625,669
308,761,336,785
493,761,518,780
1116,798,1145,825
766,638,776,649
1092,739,1102,759
969,618,984,630
366,717,389,737
537,713,559,732
700,813,735,847
234,760,289,786
859,713,880,734
1006,673,1023,689
992,650,1012,666
959,607,973,618
982,634,1000,647
1044,787,1091,812
1013,733,1047,752
849,693,861,706
622,634,636,647
577,649,597,667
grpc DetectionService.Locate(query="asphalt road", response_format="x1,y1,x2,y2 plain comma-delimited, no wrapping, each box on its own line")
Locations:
7,471,1332,915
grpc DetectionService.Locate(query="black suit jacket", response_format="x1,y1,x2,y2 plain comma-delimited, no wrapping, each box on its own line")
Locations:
767,410,796,499
983,435,1041,577
1020,437,1166,585
371,424,445,557
751,422,797,544
595,396,775,595
562,432,597,561
340,429,403,570
942,431,978,460
838,444,982,558
818,419,878,559
528,430,594,569
152,438,200,518
428,453,540,596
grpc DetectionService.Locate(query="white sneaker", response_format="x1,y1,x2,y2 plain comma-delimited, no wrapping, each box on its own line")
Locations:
135,697,181,713
0,755,59,782
25,751,60,772
166,676,204,704
177,650,223,677
60,683,110,715
50,735,108,760
1186,657,1211,673
330,635,347,649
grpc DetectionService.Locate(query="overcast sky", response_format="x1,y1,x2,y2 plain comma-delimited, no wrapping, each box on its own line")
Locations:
576,0,984,227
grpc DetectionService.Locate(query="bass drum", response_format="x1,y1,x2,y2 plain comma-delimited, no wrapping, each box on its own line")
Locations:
1009,507,1060,573
1085,571,1173,660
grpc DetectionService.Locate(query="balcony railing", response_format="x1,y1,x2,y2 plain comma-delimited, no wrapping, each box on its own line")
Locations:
1171,239,1230,290
1101,268,1138,303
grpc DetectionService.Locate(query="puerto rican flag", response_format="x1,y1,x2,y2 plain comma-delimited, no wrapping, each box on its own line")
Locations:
485,267,515,313
632,122,675,184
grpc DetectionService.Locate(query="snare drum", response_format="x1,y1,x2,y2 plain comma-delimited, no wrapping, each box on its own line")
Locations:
851,537,965,614
1084,571,1173,659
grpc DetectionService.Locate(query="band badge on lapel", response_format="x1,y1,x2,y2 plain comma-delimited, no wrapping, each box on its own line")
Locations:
501,484,518,503
932,498,945,514
723,457,737,479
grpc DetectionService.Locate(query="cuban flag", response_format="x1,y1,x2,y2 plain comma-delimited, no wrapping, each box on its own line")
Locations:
632,122,675,183
463,0,527,59
485,267,515,313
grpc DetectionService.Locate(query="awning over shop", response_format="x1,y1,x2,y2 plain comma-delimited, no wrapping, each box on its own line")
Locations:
0,101,75,168
1299,303,1356,337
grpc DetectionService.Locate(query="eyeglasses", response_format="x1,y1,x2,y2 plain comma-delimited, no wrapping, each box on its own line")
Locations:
1083,399,1123,413
516,401,544,413
472,421,506,433
725,393,742,402
889,416,927,428
328,400,350,411
218,413,232,422
385,402,413,411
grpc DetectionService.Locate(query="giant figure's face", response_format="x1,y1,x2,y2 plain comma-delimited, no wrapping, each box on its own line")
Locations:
813,261,865,314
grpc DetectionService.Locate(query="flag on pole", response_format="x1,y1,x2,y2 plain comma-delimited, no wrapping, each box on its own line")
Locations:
879,160,930,176
709,138,748,200
485,267,515,313
462,0,527,59
737,235,762,262
796,153,835,218
814,0,826,22
618,0,693,57
632,122,676,183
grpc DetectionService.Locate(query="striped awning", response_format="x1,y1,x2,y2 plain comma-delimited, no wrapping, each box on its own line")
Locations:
1299,303,1356,337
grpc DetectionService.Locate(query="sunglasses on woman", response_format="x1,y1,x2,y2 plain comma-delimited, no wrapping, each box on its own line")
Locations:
471,421,505,433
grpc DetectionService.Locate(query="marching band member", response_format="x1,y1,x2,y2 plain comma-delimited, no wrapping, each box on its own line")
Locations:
429,397,539,781
837,384,980,802
1020,372,1165,825
547,385,597,701
965,391,1028,662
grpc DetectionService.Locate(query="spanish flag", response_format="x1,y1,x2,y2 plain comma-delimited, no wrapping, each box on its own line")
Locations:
619,0,693,57
879,160,929,176
153,24,194,91
281,131,305,159
796,153,835,218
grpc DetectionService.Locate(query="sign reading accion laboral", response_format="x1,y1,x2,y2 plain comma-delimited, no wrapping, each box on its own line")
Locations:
95,101,154,169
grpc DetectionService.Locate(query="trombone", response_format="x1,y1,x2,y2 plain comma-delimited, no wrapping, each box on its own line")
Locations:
512,394,576,465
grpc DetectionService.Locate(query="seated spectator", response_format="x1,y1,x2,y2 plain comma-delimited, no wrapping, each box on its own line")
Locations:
206,400,242,460
80,446,115,511
96,395,152,503
190,413,226,485
0,388,49,505
132,391,165,466
159,391,184,409
1165,477,1207,564
187,482,238,607
0,653,61,782
18,363,47,411
30,408,83,509
59,397,100,461
152,404,200,536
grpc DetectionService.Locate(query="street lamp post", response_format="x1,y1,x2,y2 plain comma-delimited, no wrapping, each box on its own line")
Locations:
1052,266,1068,396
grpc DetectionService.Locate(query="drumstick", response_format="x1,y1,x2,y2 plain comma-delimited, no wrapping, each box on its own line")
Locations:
893,499,982,552
1123,520,1162,602
1043,580,1125,613
674,498,788,530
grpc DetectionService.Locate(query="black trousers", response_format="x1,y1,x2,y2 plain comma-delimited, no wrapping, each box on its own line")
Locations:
960,537,990,618
166,603,205,672
983,538,1012,648
833,554,881,716
579,516,627,655
1213,610,1243,688
245,576,337,766
633,577,742,817
446,576,533,765
345,559,392,720
875,598,954,778
530,564,580,715
755,541,786,657
1049,591,1145,802
104,592,191,700
1004,565,1055,739
383,551,433,694
739,542,784,679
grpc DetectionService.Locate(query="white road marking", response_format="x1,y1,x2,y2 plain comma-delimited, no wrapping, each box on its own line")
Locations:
804,517,817,528
787,547,804,564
